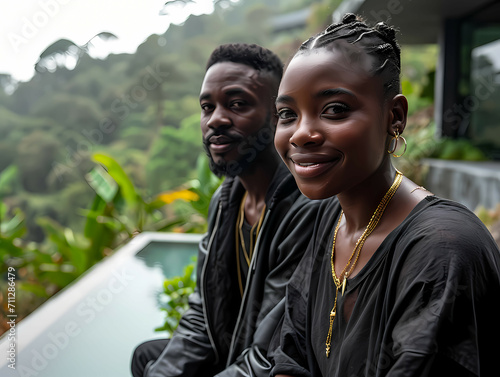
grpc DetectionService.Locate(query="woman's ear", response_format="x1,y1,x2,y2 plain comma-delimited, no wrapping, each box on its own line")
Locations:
387,94,408,135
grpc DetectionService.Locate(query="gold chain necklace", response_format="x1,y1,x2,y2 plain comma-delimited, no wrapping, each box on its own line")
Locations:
235,192,266,296
325,170,403,357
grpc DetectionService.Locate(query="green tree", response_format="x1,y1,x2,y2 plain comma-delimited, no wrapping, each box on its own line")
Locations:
147,114,204,193
16,131,61,193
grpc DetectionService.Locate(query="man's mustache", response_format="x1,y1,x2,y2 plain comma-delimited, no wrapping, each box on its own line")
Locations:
203,130,243,145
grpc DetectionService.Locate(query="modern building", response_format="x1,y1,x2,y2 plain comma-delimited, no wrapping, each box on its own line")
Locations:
330,0,500,211
333,0,500,159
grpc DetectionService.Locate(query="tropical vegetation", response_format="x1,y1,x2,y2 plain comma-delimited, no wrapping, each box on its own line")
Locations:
1,0,497,336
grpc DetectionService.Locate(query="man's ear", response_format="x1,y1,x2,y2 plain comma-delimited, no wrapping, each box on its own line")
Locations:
387,94,408,135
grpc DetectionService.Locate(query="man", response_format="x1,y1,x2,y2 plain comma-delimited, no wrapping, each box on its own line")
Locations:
131,43,319,377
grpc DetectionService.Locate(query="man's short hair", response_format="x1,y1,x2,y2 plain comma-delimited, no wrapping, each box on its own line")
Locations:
206,43,283,84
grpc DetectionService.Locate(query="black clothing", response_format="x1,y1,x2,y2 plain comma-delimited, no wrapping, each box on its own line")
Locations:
272,196,500,377
140,164,320,377
238,219,254,294
133,339,169,377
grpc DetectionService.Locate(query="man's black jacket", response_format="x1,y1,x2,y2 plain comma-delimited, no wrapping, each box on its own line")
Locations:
144,164,320,377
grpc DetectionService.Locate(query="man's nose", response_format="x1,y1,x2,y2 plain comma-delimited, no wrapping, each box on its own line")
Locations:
206,106,231,130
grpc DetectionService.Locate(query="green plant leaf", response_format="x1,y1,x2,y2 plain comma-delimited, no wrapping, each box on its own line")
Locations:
92,153,138,206
40,269,77,287
0,210,25,237
0,238,23,258
86,165,119,203
0,165,18,194
156,259,197,334
18,282,49,297
401,79,414,96
152,218,186,232
84,195,107,238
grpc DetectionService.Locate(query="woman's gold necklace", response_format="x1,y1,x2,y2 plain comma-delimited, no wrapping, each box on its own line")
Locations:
325,171,403,357
235,192,266,296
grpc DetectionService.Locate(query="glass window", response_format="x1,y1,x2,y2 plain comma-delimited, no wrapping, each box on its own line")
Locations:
469,26,500,157
460,3,500,159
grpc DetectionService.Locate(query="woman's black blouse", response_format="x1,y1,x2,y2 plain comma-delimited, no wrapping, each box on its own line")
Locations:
272,196,500,377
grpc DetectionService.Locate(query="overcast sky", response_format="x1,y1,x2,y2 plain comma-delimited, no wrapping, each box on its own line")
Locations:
0,0,218,82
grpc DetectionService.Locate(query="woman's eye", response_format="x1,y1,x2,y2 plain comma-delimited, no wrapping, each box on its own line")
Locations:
323,103,350,116
277,108,296,121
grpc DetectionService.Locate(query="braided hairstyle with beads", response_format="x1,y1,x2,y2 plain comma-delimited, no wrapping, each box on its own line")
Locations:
299,13,401,98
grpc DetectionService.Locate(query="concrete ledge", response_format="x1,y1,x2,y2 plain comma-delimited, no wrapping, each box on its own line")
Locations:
422,158,500,210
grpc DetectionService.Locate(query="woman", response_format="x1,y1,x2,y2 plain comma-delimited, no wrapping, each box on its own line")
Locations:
271,14,500,377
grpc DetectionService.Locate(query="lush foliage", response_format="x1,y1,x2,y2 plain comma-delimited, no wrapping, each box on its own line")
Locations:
2,0,498,337
0,0,330,244
0,151,221,334
476,204,500,248
155,259,197,336
394,55,488,185
1,0,329,336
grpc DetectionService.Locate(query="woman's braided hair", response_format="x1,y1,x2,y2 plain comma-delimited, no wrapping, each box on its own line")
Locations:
298,13,401,98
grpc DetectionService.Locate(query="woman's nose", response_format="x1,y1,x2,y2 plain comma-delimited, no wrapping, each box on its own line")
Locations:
289,120,324,148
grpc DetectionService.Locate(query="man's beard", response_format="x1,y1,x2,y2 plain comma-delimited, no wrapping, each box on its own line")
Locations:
203,115,274,178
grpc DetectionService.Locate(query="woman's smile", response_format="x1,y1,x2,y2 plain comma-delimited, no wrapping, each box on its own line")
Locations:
274,45,389,200
289,153,340,179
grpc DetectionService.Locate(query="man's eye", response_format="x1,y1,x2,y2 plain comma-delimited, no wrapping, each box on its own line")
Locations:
229,100,246,108
201,103,213,112
277,108,296,121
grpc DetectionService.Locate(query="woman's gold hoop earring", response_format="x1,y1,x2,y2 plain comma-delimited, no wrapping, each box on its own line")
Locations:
387,131,407,158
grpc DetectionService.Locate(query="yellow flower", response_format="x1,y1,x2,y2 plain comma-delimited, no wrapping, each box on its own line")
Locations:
158,189,199,204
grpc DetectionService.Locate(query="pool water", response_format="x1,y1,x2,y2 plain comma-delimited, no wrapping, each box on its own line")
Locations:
0,233,201,377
